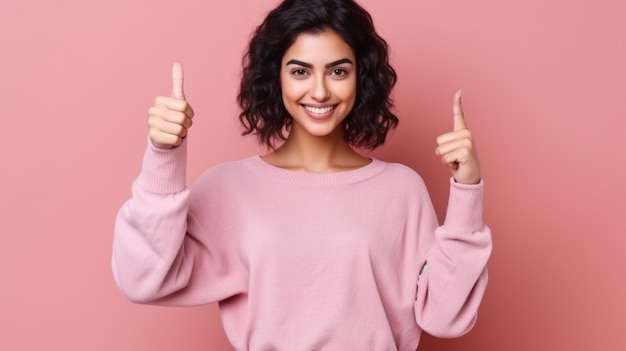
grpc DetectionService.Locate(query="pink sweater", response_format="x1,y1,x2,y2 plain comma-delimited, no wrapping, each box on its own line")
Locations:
112,141,492,350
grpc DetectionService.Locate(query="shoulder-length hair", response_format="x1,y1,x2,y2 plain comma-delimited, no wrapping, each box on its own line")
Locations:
237,0,398,149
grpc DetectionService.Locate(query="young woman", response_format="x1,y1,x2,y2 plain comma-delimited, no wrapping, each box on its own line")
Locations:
112,0,492,349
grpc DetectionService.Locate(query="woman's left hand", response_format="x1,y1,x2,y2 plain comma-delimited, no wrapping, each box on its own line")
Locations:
435,91,481,184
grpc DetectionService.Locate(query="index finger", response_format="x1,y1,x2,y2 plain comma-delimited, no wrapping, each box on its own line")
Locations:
171,62,185,100
453,90,467,131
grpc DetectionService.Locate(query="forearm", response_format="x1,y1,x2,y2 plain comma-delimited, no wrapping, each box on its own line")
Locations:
112,140,192,302
415,179,492,337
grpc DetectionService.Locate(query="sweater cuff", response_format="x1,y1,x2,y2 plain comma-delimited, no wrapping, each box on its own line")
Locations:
135,138,188,194
442,177,485,233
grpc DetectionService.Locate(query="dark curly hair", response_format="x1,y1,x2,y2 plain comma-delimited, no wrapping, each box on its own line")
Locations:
237,0,398,149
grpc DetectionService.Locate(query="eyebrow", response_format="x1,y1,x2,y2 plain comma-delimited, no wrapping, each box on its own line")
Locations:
285,58,354,69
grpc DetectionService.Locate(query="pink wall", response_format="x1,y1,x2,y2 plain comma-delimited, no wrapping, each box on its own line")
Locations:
1,0,624,350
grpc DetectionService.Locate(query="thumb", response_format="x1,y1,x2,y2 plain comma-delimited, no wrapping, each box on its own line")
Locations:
453,90,467,131
171,62,185,100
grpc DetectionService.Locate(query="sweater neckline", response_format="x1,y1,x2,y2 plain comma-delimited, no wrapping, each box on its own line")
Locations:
244,155,387,186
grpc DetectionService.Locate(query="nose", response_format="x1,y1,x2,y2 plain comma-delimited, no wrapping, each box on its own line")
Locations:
310,75,330,101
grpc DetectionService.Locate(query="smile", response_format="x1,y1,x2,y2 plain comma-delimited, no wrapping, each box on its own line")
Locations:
303,105,336,114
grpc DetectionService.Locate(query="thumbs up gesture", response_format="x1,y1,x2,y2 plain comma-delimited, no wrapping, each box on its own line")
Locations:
435,91,481,184
148,62,195,149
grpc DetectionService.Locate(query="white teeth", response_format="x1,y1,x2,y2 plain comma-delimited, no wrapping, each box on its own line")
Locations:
305,105,334,114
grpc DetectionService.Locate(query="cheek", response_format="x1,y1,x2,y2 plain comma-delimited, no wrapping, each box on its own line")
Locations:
337,79,357,104
279,78,300,104
280,81,302,117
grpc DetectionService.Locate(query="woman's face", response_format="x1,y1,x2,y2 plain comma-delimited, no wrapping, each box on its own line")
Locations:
280,30,357,140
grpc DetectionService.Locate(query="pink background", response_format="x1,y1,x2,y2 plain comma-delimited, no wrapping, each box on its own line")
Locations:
1,0,625,350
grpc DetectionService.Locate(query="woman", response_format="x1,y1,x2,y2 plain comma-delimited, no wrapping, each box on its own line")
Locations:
112,0,492,349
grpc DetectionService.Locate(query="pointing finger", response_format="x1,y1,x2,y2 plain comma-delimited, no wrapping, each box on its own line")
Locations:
453,90,467,131
172,62,185,100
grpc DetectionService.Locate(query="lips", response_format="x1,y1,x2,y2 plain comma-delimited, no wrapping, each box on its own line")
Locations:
304,105,335,114
302,104,337,120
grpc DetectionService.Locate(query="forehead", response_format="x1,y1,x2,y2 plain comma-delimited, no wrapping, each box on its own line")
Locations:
282,30,355,64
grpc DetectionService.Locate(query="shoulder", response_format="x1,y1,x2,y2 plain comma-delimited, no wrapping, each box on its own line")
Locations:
192,156,258,188
206,157,254,174
375,159,427,188
366,160,434,209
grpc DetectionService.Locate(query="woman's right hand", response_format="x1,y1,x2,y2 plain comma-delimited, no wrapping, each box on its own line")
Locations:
148,62,195,149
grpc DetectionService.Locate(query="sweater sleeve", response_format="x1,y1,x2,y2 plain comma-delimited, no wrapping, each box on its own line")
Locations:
111,140,242,306
413,177,492,338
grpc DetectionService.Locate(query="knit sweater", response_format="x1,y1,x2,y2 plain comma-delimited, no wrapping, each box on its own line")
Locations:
112,140,492,351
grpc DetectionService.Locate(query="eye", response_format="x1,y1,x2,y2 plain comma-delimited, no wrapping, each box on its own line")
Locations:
330,68,348,77
291,69,308,77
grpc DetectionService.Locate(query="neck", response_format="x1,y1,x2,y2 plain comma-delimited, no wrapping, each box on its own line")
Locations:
263,126,370,173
